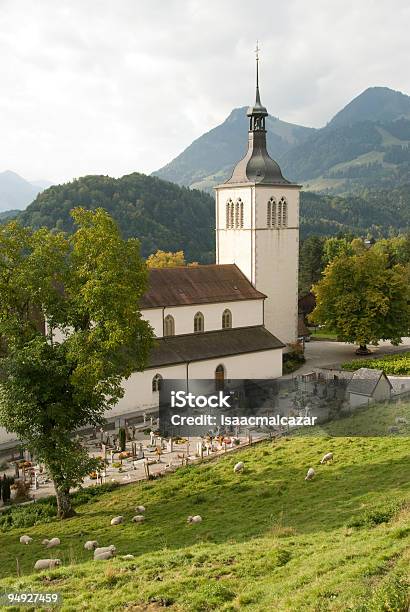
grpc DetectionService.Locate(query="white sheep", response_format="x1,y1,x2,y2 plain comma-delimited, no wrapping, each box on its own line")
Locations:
94,551,115,561
132,515,145,523
110,516,124,526
84,540,99,551
135,505,146,513
233,461,244,473
45,538,60,549
94,545,116,558
19,535,33,545
121,554,135,560
187,515,202,524
34,558,61,571
305,467,315,481
395,417,408,425
320,452,333,464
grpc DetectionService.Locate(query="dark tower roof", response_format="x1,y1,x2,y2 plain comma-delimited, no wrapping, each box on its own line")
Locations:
225,48,291,186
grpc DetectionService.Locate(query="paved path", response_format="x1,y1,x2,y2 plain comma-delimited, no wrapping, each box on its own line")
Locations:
282,337,410,379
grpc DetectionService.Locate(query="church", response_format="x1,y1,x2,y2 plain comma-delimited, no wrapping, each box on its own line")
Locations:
111,61,301,422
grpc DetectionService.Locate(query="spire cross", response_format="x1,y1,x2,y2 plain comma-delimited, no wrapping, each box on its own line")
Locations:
255,41,260,62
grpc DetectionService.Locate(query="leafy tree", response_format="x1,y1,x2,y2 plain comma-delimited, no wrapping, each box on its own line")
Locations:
310,249,410,352
322,237,354,265
0,209,154,518
298,236,325,296
147,249,186,268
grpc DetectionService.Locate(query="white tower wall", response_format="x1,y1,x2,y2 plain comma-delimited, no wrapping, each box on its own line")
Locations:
216,183,300,346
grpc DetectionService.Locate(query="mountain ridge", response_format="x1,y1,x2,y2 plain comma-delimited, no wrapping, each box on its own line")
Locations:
154,86,410,194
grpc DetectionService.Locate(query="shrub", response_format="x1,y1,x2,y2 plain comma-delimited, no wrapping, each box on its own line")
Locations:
342,352,410,375
118,427,126,452
347,502,401,528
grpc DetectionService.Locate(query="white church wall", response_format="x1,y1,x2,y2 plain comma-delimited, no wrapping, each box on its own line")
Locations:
110,363,186,417
141,308,163,337
216,185,254,281
188,349,282,380
254,186,299,346
141,300,263,338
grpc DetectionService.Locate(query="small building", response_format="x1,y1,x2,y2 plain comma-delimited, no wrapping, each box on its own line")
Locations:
347,368,392,408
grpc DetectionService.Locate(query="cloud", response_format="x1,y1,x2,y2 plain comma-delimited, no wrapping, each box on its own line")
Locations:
0,0,409,183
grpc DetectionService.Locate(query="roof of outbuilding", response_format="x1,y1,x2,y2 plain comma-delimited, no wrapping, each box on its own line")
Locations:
147,325,284,368
140,264,266,309
346,367,392,396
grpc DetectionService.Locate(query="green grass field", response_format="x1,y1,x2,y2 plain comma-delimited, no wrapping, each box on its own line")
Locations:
0,405,409,611
309,327,339,341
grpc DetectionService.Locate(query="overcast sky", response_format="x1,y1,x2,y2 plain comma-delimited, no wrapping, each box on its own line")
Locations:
1,0,410,183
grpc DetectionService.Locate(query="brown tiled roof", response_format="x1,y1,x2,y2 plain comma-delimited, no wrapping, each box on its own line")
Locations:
148,325,284,368
140,264,266,309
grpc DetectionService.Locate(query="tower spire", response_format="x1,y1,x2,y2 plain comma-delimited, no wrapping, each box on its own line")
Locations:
255,40,261,105
247,42,268,132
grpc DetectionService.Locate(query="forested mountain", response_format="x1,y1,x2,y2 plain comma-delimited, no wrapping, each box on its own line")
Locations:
19,173,215,263
17,172,410,264
154,87,410,195
153,107,314,191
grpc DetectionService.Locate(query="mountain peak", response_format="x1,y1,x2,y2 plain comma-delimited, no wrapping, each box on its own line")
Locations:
329,86,410,128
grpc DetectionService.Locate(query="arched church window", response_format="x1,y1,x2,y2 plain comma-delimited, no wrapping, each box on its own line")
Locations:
222,308,232,329
152,373,163,393
226,199,233,229
280,197,288,227
229,200,234,228
277,198,283,228
194,311,204,333
267,197,276,228
164,314,175,337
215,364,225,391
235,200,240,228
239,199,244,228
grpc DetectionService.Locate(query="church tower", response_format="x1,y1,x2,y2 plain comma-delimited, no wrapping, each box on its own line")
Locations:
215,50,300,347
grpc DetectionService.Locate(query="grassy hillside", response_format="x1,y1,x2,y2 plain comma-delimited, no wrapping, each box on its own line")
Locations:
0,405,409,611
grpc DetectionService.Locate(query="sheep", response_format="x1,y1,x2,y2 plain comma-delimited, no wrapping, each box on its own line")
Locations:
19,535,33,545
34,558,61,571
84,540,99,551
187,515,202,524
135,505,146,513
305,467,315,481
94,551,115,561
388,426,400,434
110,516,124,526
233,461,244,473
132,515,145,523
320,452,333,464
395,417,408,425
45,538,60,549
121,554,135,560
94,545,116,558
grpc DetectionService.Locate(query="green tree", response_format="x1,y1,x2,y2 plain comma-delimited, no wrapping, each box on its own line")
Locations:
146,249,186,268
310,249,410,352
298,236,325,296
322,237,354,265
0,209,154,518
